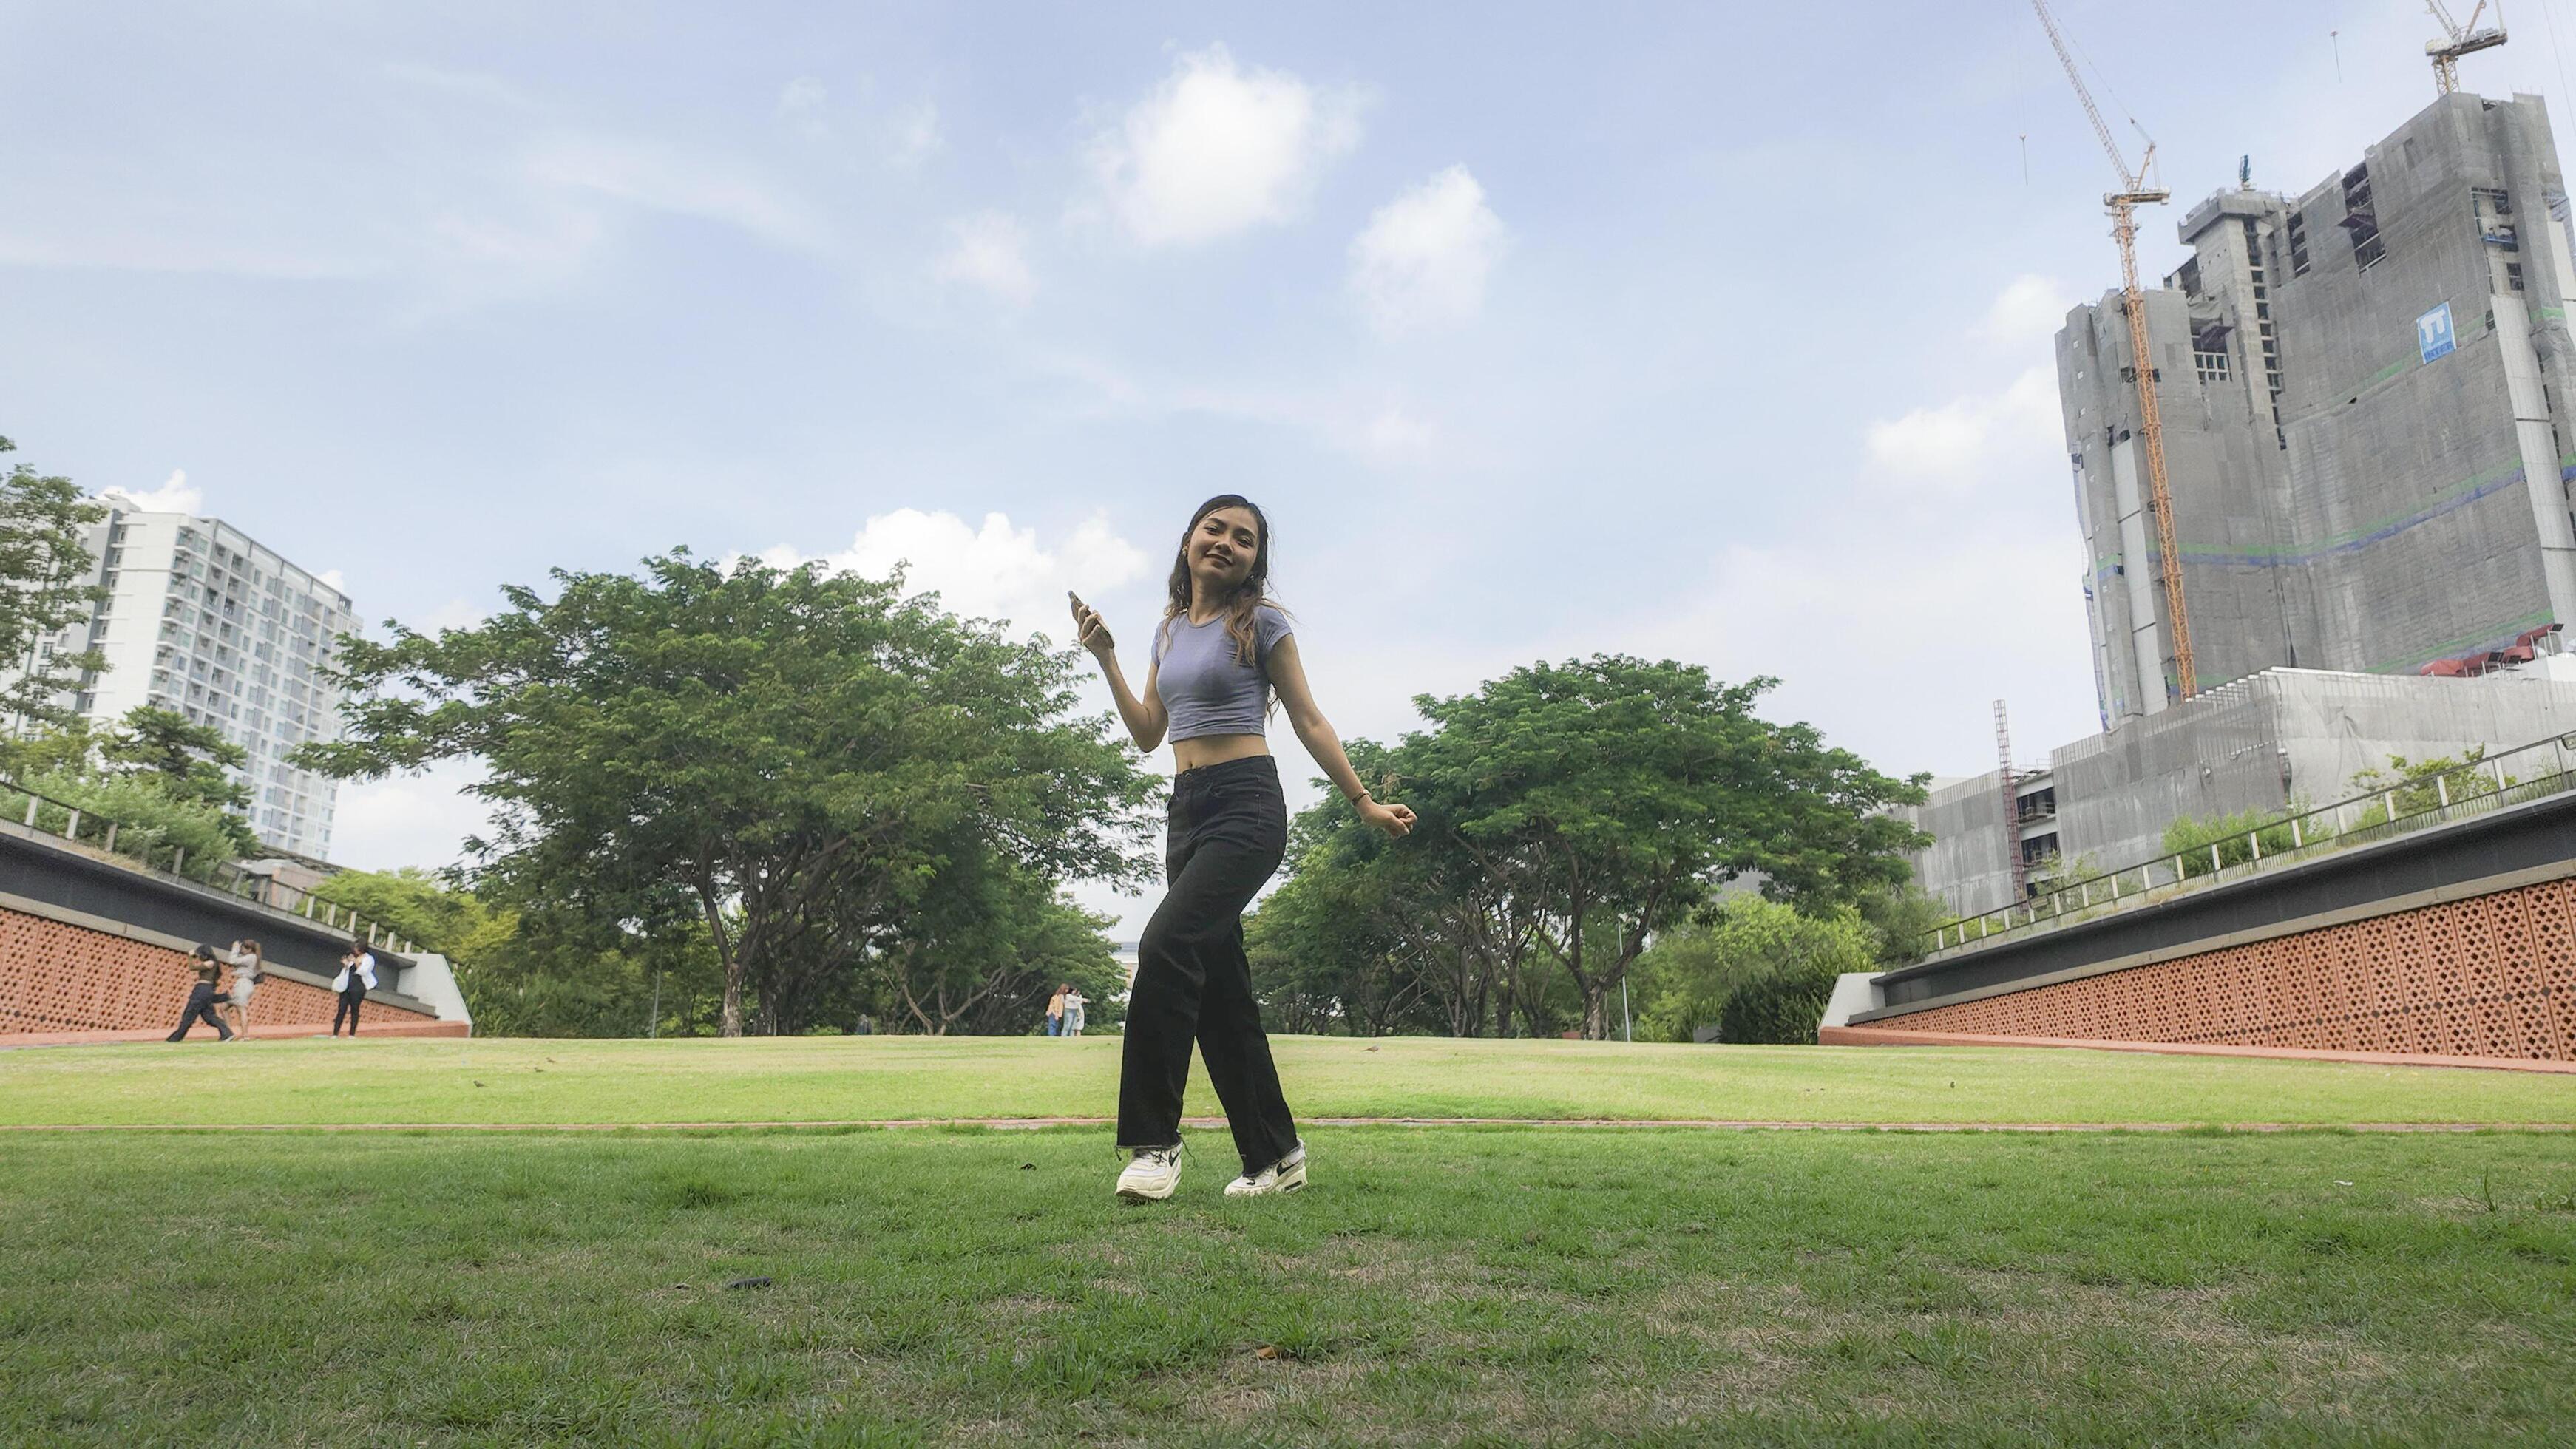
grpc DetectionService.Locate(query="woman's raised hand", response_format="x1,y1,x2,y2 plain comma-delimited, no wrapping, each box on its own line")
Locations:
1067,591,1116,658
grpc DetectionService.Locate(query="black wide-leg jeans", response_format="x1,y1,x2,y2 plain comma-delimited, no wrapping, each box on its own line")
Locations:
1117,754,1300,1174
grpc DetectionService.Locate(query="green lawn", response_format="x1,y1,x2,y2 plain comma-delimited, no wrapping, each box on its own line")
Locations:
4,1126,2574,1445
7,1034,2575,1127
9,1038,2576,1443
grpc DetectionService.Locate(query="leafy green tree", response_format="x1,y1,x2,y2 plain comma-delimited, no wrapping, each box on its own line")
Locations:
1631,897,1877,1045
1,767,250,879
102,705,254,811
0,715,97,780
1246,841,1438,1036
877,855,1126,1036
1403,657,1927,1038
295,552,1159,1036
1854,883,1950,968
311,867,494,952
0,434,108,736
1251,737,1531,1036
2350,748,2498,818
310,867,724,1037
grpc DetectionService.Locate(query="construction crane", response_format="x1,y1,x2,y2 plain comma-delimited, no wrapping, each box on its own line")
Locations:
2031,0,2196,701
2427,2,2508,95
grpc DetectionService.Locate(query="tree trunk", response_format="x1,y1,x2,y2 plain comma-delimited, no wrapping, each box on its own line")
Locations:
699,883,744,1039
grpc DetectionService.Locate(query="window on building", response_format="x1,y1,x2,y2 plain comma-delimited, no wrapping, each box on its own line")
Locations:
2194,350,2232,381
2287,211,2312,276
2342,163,2385,269
2509,261,2526,291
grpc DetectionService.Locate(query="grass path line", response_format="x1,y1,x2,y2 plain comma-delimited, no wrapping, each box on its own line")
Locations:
4,1116,2570,1133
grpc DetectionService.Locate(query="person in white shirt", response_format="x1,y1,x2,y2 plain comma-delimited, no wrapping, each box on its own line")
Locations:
1062,988,1088,1038
331,940,379,1037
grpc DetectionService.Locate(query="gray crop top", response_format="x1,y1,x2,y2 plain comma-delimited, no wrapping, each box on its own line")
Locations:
1152,605,1292,741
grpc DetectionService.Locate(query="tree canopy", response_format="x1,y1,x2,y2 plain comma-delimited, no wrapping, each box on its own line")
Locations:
0,432,107,736
1248,656,1928,1039
295,550,1158,1036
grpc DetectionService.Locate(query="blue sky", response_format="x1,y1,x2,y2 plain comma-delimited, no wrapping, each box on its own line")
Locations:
6,1,2568,933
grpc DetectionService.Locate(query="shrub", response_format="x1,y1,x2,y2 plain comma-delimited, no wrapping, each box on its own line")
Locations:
2,770,245,879
1631,897,1877,1045
2161,805,2313,880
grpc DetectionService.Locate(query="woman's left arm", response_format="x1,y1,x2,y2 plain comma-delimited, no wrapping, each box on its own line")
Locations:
1266,635,1416,839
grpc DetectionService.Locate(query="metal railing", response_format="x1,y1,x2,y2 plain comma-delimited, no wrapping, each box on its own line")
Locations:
1920,730,2576,955
1,774,418,955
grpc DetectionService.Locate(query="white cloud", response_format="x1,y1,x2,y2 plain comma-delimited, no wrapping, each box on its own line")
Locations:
316,568,348,595
885,100,942,168
1862,276,2073,490
1349,165,1506,335
762,509,1150,637
1863,364,2060,490
934,211,1037,303
1616,530,2101,781
329,759,497,875
776,76,830,139
1088,44,1363,247
526,135,824,251
413,597,488,634
1974,274,2076,347
1361,406,1437,456
101,469,203,515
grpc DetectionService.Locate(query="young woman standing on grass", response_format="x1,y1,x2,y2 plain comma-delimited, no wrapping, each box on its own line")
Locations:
217,938,262,1038
1070,495,1415,1203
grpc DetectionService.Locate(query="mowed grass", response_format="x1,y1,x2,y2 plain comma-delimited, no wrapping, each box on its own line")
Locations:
4,1126,2575,1445
7,1034,2576,1127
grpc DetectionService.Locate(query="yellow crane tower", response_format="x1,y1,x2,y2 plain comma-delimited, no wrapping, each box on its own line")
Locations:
2030,0,2195,700
2426,2,2508,95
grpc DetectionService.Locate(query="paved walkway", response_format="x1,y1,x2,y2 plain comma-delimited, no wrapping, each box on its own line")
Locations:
0,1020,468,1049
4,1116,2567,1133
1817,1025,2576,1073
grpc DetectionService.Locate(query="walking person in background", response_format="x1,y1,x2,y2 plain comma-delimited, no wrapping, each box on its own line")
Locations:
1044,983,1068,1036
215,938,262,1039
1070,495,1414,1203
166,945,235,1042
1062,986,1088,1039
331,940,377,1036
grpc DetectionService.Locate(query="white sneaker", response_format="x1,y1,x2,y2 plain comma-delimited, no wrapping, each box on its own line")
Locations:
1224,1141,1307,1198
1116,1142,1184,1202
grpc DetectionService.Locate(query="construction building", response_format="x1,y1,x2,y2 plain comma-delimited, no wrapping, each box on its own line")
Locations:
2061,90,2576,721
1911,86,2576,919
1908,662,2576,918
4,497,358,858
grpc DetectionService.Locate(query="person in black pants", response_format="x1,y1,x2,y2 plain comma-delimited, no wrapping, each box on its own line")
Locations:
1069,495,1415,1202
166,945,235,1042
332,939,379,1036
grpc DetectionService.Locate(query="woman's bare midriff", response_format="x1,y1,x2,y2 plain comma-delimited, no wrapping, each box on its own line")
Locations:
1172,733,1270,774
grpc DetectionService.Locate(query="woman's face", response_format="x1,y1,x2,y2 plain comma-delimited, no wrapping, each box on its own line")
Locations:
1188,506,1261,591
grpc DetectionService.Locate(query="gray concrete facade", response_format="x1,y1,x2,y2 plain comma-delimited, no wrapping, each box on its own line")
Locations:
2057,92,2576,724
1905,663,2576,918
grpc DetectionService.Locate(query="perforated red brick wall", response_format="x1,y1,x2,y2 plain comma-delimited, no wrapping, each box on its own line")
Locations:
0,906,438,1037
1888,878,2576,1062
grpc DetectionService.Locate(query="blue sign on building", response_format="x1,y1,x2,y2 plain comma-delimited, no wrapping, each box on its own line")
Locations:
2418,301,2457,363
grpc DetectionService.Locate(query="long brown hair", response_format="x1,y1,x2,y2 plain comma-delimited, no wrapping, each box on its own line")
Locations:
1162,495,1284,668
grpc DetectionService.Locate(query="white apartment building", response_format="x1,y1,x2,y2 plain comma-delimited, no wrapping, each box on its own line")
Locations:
18,501,359,858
